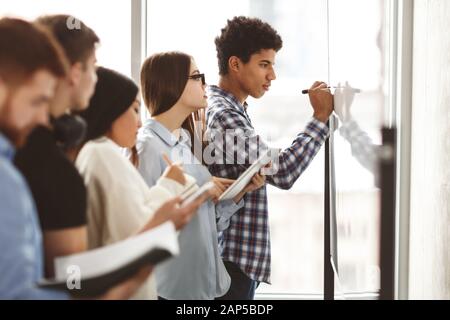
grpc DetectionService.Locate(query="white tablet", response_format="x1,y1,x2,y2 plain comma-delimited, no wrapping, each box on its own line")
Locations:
218,149,276,201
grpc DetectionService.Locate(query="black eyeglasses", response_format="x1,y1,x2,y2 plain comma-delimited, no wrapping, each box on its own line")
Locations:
188,73,206,86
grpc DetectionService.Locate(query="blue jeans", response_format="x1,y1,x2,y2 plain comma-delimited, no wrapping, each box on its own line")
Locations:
216,261,259,300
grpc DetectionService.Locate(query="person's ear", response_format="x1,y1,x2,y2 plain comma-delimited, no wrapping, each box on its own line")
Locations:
68,62,83,88
228,56,241,73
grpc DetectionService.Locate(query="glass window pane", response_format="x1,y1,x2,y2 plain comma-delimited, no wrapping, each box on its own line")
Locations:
328,0,390,296
0,0,131,77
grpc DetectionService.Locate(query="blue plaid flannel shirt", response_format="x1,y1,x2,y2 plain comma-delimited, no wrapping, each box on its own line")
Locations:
205,85,330,283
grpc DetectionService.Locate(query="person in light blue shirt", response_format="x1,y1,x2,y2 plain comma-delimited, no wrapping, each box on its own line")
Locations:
0,133,68,299
0,18,152,300
137,52,266,300
0,17,70,299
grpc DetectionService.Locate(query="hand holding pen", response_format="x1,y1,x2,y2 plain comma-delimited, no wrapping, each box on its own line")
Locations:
306,81,335,123
302,86,361,94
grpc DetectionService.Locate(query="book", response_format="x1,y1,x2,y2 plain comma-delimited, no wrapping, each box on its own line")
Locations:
218,148,278,201
38,222,178,297
181,181,215,206
178,180,197,200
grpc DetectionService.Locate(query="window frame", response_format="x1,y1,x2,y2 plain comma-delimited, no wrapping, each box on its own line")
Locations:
130,0,412,300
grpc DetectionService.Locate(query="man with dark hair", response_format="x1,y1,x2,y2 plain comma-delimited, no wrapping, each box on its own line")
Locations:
206,16,334,299
14,14,100,278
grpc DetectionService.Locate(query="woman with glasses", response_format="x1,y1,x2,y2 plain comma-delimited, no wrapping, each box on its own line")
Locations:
137,52,266,300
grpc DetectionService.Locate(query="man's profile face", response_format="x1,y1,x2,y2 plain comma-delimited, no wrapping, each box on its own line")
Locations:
0,70,57,147
72,51,98,112
237,48,277,99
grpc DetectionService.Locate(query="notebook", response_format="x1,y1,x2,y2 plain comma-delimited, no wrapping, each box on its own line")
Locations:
181,181,215,206
38,222,178,297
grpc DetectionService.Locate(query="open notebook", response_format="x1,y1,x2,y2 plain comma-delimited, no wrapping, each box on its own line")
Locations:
181,181,215,206
38,221,178,297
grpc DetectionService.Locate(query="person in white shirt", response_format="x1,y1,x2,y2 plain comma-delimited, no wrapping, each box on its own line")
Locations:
76,67,203,300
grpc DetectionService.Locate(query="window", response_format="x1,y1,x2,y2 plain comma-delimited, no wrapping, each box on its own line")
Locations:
329,0,390,296
146,0,394,297
1,0,396,298
0,0,132,77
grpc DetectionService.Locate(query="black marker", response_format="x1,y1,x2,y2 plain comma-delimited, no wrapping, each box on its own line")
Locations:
301,87,361,94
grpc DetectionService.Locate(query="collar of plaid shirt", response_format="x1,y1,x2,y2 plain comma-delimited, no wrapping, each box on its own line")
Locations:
207,85,252,122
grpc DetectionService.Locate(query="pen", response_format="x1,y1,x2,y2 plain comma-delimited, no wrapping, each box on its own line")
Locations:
301,87,361,94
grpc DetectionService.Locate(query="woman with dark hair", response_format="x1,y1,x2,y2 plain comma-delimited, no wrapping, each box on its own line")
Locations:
137,52,265,300
75,67,203,300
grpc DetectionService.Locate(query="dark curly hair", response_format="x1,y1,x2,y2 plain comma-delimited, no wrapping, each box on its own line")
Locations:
215,16,283,76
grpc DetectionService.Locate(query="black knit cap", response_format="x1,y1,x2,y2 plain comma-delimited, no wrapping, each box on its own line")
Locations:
80,66,139,141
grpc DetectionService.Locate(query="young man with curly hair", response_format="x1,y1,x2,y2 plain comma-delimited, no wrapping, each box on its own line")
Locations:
206,16,334,300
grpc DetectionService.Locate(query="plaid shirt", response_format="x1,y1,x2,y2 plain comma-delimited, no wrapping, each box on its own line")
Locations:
205,85,330,283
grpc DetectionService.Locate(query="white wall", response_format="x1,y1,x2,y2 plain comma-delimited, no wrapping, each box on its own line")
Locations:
409,0,450,299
